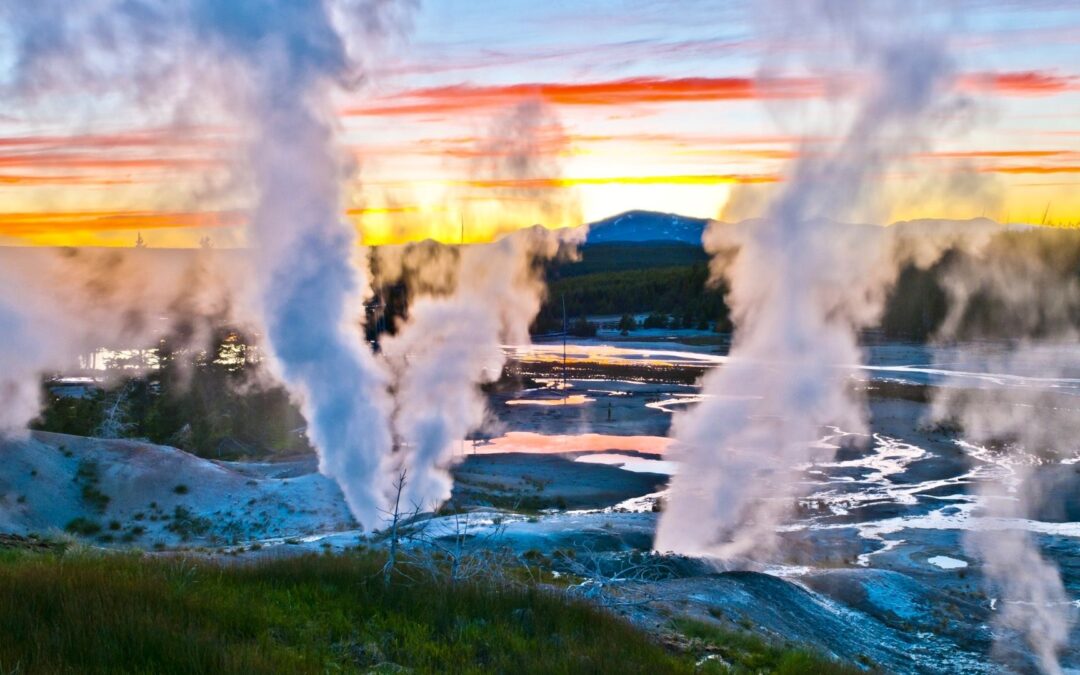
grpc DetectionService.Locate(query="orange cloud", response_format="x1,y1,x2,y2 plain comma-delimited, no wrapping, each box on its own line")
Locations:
0,129,231,186
982,165,1080,174
344,205,436,216
960,71,1080,96
0,209,242,237
349,70,1080,118
0,152,220,171
458,173,777,189
0,173,142,186
346,76,821,117
351,132,816,162
516,132,823,147
0,128,228,150
929,150,1078,159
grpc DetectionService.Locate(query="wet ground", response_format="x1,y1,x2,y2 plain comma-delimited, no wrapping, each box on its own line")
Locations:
454,338,1080,673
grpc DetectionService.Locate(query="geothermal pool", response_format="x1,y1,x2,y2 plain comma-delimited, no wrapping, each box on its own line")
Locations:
476,337,1080,672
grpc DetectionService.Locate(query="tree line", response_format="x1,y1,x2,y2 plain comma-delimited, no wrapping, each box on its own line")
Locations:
36,329,309,459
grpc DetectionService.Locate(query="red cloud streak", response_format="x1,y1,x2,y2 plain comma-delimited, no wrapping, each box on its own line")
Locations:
348,70,1079,117
346,76,821,116
960,71,1080,96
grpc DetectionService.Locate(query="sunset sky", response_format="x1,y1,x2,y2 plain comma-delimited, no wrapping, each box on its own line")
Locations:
2,0,1079,247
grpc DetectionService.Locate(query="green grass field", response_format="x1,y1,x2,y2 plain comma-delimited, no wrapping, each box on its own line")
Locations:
0,547,864,674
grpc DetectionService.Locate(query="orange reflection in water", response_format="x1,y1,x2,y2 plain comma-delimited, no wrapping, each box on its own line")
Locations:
472,431,671,456
505,394,595,406
506,343,725,369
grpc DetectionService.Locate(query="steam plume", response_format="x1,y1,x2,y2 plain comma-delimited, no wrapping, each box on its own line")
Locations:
0,246,245,433
462,100,581,236
380,101,583,509
656,1,958,559
929,234,1080,672
382,228,576,508
0,1,413,527
0,265,59,433
206,0,405,525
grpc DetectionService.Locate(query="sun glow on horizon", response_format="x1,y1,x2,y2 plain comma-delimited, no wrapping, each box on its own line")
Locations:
2,3,1079,247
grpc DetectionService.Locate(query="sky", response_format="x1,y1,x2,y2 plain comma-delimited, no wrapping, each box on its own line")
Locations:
1,0,1079,247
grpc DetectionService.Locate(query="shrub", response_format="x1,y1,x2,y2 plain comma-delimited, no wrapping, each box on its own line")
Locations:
166,506,212,542
74,459,110,513
81,485,111,513
64,517,102,536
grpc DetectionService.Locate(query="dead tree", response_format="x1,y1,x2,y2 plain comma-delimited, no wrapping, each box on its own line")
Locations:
95,381,134,439
401,504,512,586
554,544,675,608
381,469,409,587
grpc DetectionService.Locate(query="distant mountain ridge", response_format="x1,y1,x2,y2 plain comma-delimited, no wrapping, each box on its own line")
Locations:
583,210,709,246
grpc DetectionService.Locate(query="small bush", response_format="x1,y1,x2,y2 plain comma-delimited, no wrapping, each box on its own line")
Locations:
80,485,111,513
173,484,190,495
74,459,110,513
64,517,102,536
166,506,212,542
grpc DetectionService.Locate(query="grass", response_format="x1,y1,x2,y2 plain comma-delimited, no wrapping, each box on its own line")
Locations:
0,547,869,674
672,618,872,674
0,549,695,674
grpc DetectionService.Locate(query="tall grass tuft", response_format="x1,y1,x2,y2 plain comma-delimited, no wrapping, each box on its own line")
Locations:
0,549,693,674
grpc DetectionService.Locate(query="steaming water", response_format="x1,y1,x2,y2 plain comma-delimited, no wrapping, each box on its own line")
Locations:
501,338,1080,591
518,340,1080,394
509,342,727,367
573,453,676,475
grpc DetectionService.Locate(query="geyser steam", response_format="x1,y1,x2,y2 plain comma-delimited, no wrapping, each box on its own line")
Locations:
203,1,403,525
928,235,1080,672
0,247,244,435
653,3,1075,668
378,100,582,509
0,0,413,527
655,1,957,558
381,228,574,508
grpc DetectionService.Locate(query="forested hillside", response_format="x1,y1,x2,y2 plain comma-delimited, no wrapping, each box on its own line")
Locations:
535,228,1080,340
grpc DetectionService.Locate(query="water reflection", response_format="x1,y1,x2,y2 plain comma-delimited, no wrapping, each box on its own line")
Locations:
471,431,671,455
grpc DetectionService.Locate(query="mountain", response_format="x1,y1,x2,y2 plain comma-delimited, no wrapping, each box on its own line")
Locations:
584,210,709,246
